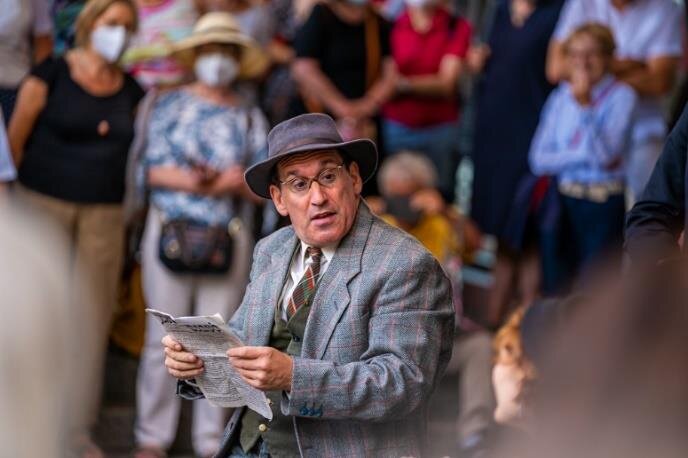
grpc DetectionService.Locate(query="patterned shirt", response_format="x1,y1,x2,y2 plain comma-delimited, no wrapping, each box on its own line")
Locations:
529,75,637,185
144,89,268,225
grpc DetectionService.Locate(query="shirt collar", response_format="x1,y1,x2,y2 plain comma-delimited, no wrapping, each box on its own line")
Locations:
299,240,337,263
590,74,616,100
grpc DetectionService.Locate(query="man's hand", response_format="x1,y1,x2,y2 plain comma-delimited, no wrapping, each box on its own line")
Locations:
162,335,204,380
228,346,293,392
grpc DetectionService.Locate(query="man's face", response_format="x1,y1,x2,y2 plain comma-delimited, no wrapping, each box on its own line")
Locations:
269,150,363,247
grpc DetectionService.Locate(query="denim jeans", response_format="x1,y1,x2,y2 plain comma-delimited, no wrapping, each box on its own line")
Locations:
382,119,460,200
541,191,625,293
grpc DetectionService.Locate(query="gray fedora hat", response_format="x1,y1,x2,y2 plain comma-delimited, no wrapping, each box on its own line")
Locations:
244,113,378,198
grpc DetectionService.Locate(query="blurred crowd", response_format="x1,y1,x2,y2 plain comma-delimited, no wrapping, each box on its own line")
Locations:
0,0,687,456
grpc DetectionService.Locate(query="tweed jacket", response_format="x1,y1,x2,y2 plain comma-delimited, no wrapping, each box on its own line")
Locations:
209,201,454,457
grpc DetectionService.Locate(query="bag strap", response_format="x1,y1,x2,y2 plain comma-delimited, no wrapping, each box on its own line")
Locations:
123,87,160,225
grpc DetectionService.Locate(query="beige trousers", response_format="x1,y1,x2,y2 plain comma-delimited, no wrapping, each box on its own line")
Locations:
135,207,252,456
13,184,125,436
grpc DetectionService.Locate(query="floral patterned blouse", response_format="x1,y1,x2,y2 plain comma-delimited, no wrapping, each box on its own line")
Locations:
144,89,268,225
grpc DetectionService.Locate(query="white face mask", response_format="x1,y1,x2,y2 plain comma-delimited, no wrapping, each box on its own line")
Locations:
90,25,128,63
194,53,240,88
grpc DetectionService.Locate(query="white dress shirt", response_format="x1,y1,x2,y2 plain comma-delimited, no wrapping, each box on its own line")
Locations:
277,241,337,321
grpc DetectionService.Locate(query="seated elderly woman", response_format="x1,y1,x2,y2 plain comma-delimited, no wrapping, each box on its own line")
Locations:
376,151,457,261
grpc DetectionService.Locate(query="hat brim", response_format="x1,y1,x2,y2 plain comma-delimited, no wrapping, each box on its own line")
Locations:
244,138,378,199
169,32,269,79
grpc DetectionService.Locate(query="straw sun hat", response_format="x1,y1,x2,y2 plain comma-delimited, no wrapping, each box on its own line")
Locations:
170,12,269,79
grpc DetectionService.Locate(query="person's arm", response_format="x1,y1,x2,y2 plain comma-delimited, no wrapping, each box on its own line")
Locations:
147,166,208,194
291,4,358,117
528,88,589,176
31,0,53,63
354,57,398,117
618,56,680,97
33,35,53,63
577,84,637,168
546,39,568,84
545,0,583,84
610,58,646,77
291,58,356,118
466,44,491,75
203,165,263,203
397,55,462,98
8,77,48,166
281,249,454,421
624,105,688,263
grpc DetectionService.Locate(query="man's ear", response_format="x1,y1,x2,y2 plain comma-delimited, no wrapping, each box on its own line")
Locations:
348,162,363,195
269,184,289,216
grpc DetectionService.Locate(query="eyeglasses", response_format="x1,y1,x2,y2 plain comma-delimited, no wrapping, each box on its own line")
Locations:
280,165,345,195
566,49,604,60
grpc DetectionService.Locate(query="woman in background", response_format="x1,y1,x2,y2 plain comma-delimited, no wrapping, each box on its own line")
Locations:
133,13,268,458
291,0,396,141
382,0,472,199
467,0,565,324
529,24,636,288
8,2,142,456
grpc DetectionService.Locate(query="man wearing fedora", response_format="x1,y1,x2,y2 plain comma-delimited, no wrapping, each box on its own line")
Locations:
162,113,455,457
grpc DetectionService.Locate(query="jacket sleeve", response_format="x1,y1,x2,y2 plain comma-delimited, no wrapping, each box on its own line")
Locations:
624,104,688,264
282,249,455,421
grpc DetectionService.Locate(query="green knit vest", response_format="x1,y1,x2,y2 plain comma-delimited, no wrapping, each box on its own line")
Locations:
238,302,311,457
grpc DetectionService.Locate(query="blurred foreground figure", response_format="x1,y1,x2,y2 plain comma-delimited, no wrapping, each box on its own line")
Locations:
493,266,688,458
8,1,143,454
625,103,688,264
0,203,94,457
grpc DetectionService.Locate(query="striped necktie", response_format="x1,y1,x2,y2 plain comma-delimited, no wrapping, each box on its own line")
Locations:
287,246,323,318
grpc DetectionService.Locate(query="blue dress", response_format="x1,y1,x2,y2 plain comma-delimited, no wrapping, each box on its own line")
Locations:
470,0,564,247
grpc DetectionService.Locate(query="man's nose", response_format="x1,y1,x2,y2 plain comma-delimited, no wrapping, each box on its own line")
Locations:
309,181,327,205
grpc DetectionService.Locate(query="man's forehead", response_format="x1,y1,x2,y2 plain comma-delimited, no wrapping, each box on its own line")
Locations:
278,150,343,175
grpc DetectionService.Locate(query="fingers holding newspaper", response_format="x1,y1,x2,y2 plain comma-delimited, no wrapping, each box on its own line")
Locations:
162,334,204,380
228,346,294,392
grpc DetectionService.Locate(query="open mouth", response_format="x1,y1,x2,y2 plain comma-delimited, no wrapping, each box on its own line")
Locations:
311,211,336,222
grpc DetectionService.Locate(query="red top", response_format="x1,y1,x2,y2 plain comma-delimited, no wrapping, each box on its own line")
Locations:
383,9,472,128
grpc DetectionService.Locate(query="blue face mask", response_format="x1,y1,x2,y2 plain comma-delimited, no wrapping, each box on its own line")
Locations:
346,0,369,6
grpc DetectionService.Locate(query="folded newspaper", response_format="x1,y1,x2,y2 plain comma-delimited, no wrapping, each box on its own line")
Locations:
146,308,273,420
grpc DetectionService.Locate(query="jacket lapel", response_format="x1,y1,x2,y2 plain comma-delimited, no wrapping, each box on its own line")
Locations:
246,232,298,346
301,201,374,359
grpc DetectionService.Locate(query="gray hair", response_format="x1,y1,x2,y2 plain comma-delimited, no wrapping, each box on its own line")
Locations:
377,151,438,195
